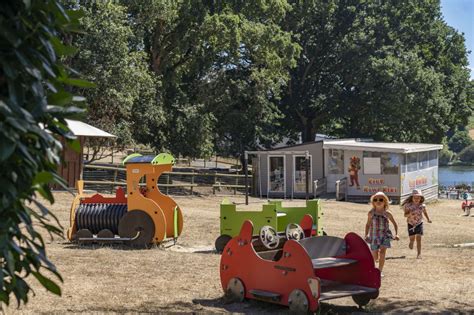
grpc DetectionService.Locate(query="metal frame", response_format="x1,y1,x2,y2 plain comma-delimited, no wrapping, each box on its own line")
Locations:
267,154,286,199
244,150,310,205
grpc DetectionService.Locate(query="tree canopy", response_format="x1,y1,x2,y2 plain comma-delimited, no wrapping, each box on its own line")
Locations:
70,0,472,156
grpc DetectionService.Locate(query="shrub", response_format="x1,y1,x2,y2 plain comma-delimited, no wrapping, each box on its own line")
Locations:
458,144,474,163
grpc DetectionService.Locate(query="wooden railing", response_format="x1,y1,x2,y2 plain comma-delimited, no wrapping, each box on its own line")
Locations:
335,177,347,201
313,178,327,197
82,164,249,195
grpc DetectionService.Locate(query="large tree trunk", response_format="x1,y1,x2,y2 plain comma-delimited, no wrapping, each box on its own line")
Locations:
302,118,316,142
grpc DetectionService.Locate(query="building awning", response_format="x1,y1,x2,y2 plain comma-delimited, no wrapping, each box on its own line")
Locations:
66,119,116,138
323,139,442,154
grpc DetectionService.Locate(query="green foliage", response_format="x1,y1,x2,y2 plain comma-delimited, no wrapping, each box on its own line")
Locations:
69,2,164,150
448,129,473,153
280,0,471,143
458,144,474,163
438,146,454,166
0,0,86,307
126,0,299,157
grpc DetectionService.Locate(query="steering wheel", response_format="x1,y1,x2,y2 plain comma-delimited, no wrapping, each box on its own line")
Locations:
259,226,279,249
285,223,305,241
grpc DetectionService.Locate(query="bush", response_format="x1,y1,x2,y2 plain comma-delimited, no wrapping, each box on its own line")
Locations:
458,144,474,163
0,1,87,308
448,129,472,153
439,147,454,165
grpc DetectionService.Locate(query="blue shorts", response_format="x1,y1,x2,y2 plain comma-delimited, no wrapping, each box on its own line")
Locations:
370,237,391,250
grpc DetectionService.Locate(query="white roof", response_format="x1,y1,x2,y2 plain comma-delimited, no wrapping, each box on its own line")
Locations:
323,139,442,153
66,119,116,138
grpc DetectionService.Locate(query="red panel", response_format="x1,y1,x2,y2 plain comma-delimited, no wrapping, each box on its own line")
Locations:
220,220,320,311
314,232,381,289
81,187,127,204
299,214,314,238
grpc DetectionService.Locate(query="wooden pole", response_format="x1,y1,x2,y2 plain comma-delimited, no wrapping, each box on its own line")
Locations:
245,152,249,205
305,151,310,201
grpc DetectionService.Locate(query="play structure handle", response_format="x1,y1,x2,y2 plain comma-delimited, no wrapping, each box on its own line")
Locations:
174,206,178,239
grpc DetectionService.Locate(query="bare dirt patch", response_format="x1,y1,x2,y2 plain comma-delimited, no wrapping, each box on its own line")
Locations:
7,193,474,314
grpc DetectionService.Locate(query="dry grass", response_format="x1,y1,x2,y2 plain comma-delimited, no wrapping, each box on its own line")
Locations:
7,193,474,314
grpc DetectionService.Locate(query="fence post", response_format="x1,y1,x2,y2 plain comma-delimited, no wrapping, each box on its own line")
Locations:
234,176,238,195
191,170,194,196
111,168,118,194
166,174,170,195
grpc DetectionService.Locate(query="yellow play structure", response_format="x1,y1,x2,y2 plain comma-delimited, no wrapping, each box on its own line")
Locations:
67,153,183,246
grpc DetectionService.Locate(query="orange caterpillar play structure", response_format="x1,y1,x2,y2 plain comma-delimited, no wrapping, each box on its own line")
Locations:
67,153,183,246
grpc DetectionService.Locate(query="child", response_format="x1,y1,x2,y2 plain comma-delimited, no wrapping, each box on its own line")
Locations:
365,191,399,276
402,189,432,259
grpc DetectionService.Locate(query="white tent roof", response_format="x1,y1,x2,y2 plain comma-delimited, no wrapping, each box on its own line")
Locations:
66,119,116,138
323,139,442,153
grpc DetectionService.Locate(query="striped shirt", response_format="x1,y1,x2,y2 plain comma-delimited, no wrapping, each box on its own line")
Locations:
369,209,392,245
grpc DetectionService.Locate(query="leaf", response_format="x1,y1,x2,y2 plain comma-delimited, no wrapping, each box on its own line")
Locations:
67,139,81,153
62,78,96,88
31,199,50,217
31,271,61,296
0,139,16,162
0,291,9,305
33,171,54,185
47,90,73,106
50,36,77,57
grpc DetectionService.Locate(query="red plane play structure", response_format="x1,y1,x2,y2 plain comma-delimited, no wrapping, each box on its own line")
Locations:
220,215,381,312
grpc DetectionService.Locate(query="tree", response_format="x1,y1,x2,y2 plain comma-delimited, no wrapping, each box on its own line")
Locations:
69,2,164,160
0,1,86,307
280,0,471,143
458,144,474,163
448,129,472,153
126,0,300,158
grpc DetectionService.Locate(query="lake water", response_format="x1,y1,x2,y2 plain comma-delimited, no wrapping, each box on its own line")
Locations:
439,165,474,186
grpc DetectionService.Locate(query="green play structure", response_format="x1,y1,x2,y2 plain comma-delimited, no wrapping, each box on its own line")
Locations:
215,199,324,252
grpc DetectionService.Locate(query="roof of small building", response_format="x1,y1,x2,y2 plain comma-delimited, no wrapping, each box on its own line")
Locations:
323,139,443,153
66,119,116,138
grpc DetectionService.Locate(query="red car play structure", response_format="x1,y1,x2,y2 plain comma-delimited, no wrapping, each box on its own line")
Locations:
220,215,380,312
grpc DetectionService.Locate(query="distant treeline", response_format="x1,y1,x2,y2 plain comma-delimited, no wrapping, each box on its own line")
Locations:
66,0,473,160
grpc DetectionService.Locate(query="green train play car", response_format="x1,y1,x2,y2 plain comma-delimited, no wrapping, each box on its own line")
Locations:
215,199,324,252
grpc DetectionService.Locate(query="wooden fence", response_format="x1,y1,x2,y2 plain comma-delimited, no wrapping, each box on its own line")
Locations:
82,164,249,195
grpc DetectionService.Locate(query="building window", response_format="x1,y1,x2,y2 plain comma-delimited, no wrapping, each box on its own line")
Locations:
381,153,400,175
429,150,438,167
363,151,381,175
407,153,418,172
294,156,312,193
269,156,285,192
328,149,344,174
418,151,429,169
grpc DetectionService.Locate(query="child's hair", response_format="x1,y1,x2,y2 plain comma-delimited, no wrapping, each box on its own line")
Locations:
401,196,413,207
370,194,390,210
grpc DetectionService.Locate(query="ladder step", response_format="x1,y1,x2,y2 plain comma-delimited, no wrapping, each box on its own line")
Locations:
312,257,358,269
249,289,281,301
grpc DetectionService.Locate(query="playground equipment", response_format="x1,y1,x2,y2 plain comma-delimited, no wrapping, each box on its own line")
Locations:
215,200,324,252
220,218,381,312
66,153,184,246
461,193,473,216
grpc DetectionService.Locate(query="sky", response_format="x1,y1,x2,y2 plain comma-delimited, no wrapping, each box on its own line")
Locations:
440,0,474,79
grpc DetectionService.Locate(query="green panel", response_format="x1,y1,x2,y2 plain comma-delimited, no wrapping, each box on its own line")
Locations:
220,202,278,237
269,200,324,236
151,153,175,165
122,153,142,165
219,199,325,237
